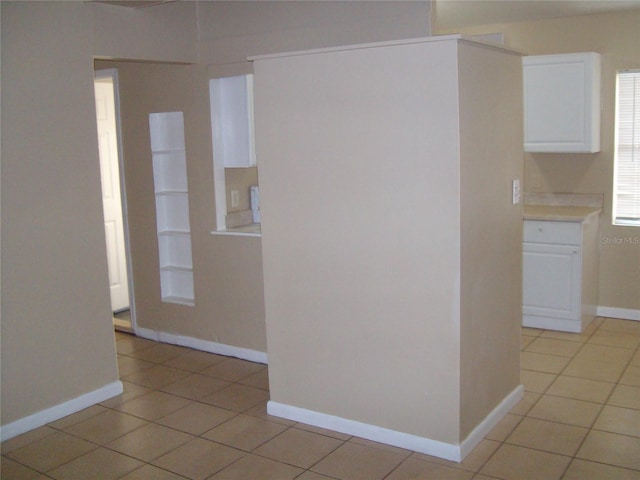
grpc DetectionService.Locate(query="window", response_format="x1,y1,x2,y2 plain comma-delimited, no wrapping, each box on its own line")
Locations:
613,70,640,226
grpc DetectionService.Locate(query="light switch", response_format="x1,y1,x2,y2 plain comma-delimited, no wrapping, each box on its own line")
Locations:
512,179,521,205
231,189,240,208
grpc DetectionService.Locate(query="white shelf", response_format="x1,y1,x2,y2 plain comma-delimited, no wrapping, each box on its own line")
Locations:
149,112,186,151
158,234,193,269
150,111,195,306
152,151,188,192
155,190,189,195
157,229,190,235
161,296,196,307
154,191,191,233
160,269,194,302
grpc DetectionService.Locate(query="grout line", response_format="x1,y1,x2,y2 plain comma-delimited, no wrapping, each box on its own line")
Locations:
6,326,639,479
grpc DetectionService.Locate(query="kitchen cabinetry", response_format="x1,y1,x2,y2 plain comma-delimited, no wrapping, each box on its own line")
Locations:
209,74,259,234
149,111,195,306
523,218,598,332
523,52,600,153
210,74,256,168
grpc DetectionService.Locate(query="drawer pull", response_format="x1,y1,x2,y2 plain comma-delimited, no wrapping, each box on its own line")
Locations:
524,220,581,245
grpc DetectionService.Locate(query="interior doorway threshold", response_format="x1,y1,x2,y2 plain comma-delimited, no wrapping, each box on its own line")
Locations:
113,310,133,333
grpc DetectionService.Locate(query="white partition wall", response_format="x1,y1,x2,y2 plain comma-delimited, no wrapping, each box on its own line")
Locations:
149,111,195,305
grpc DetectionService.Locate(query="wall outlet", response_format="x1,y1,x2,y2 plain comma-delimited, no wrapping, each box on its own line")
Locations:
231,189,240,208
512,179,521,205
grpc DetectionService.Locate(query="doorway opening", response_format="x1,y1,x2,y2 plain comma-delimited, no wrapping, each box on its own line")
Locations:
94,68,135,332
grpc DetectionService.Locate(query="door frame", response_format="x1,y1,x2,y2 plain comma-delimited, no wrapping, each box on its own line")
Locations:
95,67,137,332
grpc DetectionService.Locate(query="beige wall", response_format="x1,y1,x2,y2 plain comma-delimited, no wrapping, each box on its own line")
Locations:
91,0,198,63
95,1,432,351
93,59,268,351
255,38,522,445
1,2,120,425
457,42,524,438
1,0,432,429
438,9,640,312
197,1,432,66
226,167,259,214
255,39,462,443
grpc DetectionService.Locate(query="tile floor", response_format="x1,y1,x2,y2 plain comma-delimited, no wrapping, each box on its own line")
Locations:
2,317,639,479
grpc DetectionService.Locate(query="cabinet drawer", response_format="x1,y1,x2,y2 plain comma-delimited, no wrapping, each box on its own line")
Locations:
524,220,581,245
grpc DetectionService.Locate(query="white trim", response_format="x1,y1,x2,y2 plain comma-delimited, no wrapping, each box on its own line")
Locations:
523,315,582,333
249,34,519,62
210,229,261,238
459,384,524,459
135,327,268,364
249,35,461,61
95,68,137,331
210,77,228,232
597,306,640,321
267,384,523,463
267,401,459,461
0,381,123,442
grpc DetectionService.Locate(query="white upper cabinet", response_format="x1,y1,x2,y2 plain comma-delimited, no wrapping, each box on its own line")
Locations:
523,52,601,153
210,74,256,168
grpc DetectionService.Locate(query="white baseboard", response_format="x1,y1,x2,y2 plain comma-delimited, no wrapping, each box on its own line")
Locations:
459,384,524,459
267,384,523,463
267,401,460,461
597,306,640,322
135,327,268,364
0,380,123,442
523,315,582,332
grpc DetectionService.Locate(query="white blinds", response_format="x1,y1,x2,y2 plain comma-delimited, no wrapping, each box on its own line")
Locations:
614,70,640,226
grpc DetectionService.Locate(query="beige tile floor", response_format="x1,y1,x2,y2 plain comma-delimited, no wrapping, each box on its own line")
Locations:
2,317,639,479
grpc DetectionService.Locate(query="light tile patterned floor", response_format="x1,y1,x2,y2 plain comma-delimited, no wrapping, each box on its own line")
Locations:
2,317,639,479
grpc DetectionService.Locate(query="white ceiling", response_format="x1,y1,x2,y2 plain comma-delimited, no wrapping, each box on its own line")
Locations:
435,0,640,29
89,0,640,30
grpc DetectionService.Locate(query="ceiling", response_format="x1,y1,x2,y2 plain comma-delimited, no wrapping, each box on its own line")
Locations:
90,0,175,8
90,0,640,28
435,0,640,29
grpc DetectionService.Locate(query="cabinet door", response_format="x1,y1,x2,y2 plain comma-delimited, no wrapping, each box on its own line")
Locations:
210,75,256,168
523,243,581,320
523,52,600,153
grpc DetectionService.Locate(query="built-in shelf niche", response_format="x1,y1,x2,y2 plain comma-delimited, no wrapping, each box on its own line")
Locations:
149,111,195,306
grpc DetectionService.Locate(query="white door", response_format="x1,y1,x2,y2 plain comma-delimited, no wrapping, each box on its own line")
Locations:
522,243,581,320
94,72,130,312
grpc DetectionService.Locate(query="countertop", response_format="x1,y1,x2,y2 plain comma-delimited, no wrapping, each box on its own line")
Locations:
523,193,603,223
523,205,602,222
210,223,261,237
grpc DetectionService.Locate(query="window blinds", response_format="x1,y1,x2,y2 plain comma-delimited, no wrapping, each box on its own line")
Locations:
614,70,640,226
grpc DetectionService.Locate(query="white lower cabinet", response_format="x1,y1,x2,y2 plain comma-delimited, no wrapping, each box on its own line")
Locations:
523,242,581,325
523,219,598,332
